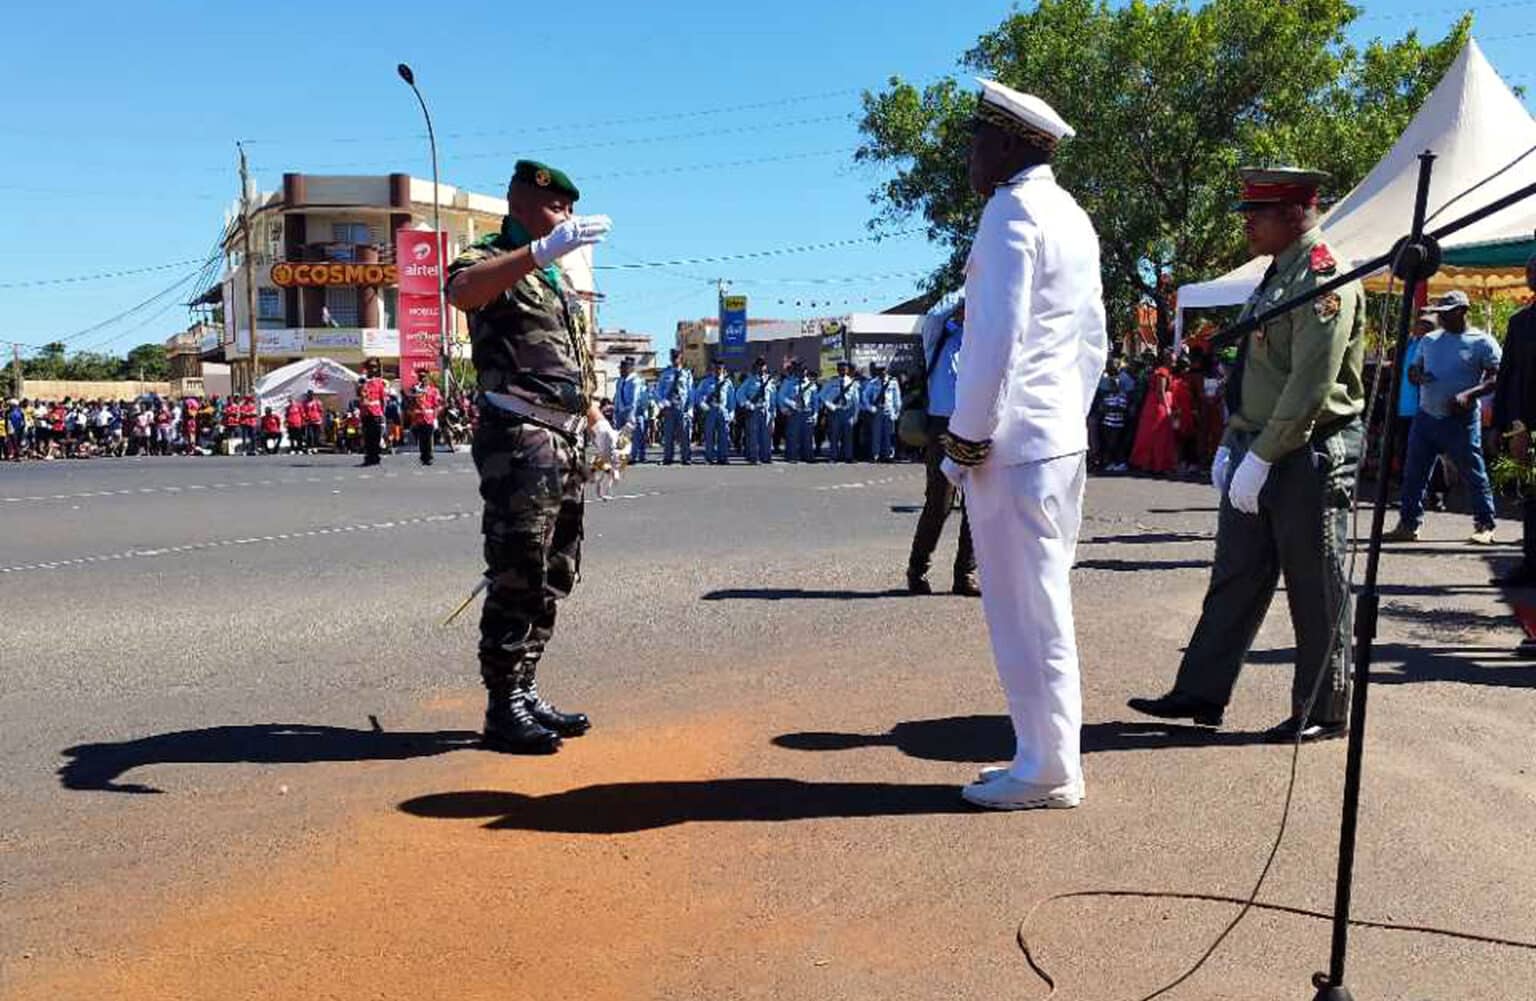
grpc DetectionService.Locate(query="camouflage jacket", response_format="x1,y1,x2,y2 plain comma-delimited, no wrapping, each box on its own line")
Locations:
447,218,595,415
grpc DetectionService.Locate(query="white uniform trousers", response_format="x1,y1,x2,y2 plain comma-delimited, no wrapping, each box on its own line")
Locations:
964,451,1086,788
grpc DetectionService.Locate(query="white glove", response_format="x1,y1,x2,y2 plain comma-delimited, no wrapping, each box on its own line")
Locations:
1226,452,1271,515
940,457,968,491
1210,446,1232,495
530,214,612,268
591,417,618,463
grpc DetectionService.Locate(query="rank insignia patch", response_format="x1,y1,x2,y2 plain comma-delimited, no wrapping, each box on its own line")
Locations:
1314,293,1342,322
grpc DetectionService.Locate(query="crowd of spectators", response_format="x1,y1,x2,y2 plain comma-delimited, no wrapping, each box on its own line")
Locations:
1,390,476,462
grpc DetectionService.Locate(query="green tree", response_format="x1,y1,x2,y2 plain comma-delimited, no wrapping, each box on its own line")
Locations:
122,342,171,381
856,0,1471,346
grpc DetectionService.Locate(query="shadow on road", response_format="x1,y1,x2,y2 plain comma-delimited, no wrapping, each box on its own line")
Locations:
59,723,481,794
773,715,1267,763
1247,643,1536,688
701,587,914,601
1076,558,1213,572
1081,532,1211,546
398,778,975,832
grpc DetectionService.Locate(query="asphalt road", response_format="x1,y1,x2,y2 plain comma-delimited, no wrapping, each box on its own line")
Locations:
2,449,1534,1000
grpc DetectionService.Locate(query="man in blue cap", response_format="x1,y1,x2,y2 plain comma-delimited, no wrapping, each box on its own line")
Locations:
655,348,694,465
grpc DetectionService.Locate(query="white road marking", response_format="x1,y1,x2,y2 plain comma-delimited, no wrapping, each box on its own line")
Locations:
0,464,474,505
0,511,478,575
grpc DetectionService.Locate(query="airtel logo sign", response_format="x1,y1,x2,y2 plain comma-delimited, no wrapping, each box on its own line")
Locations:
412,241,433,262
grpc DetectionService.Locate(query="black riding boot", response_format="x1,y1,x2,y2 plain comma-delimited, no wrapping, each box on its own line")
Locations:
482,681,561,754
523,671,591,737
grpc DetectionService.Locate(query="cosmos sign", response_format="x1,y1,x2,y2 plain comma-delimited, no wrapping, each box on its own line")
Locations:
270,262,399,287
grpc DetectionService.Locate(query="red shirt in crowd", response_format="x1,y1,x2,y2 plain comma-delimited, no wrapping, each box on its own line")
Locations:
285,401,305,429
241,401,259,429
261,413,281,435
359,378,387,419
304,399,324,426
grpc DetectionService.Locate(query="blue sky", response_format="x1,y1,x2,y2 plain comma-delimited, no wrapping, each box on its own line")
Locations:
1,0,1532,359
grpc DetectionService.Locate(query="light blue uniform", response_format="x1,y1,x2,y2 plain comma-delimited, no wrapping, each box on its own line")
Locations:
820,372,860,463
777,373,818,461
737,371,776,464
695,371,736,464
863,372,902,462
613,372,650,463
655,365,694,465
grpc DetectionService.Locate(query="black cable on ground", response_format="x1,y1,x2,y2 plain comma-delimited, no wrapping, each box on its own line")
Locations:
1016,889,1536,998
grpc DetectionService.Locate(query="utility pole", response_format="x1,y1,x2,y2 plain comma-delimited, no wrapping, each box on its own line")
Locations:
10,343,22,400
238,142,259,395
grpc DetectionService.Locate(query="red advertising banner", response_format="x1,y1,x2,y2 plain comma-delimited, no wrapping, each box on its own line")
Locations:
395,229,448,298
399,293,442,384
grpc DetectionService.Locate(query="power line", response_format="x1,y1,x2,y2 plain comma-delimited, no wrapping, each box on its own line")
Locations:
0,258,209,291
593,228,922,272
581,147,858,182
297,114,855,171
1357,0,1536,20
239,86,869,147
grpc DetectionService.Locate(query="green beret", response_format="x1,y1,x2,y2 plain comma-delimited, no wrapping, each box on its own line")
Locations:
511,160,580,201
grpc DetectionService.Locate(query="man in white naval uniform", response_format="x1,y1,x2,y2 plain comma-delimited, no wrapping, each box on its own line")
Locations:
941,78,1106,810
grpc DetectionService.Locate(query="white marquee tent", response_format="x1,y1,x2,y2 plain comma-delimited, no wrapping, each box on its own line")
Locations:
1177,38,1536,339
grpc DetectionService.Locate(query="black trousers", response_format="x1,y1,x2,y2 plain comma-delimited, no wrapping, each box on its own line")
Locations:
362,415,383,464
415,424,434,464
906,415,976,581
1174,421,1361,725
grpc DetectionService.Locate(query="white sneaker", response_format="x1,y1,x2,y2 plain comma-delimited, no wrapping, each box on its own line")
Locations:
1469,527,1497,546
976,765,1008,783
961,776,1083,811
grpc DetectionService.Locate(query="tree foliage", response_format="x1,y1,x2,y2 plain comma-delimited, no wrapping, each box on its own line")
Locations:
17,340,172,386
856,0,1472,344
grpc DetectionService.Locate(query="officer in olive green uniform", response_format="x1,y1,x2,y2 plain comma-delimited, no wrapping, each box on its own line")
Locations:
1130,168,1365,743
446,159,615,754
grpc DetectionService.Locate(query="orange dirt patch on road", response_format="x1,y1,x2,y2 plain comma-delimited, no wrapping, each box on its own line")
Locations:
9,713,785,1001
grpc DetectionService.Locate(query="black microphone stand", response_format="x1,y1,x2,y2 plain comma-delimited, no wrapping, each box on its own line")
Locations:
1309,152,1437,1001
1192,151,1536,999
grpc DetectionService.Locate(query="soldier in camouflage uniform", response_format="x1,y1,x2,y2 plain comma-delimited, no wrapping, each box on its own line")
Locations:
1130,168,1365,744
446,159,615,754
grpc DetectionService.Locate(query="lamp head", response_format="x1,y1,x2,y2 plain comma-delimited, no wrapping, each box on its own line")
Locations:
397,63,415,85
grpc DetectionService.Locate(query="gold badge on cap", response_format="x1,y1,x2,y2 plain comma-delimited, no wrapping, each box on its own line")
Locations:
535,168,552,187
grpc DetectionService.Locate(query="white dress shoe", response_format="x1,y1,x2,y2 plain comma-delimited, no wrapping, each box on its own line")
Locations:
961,775,1083,811
975,766,1086,800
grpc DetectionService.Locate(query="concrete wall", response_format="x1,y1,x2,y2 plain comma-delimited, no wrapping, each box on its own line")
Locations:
21,380,172,401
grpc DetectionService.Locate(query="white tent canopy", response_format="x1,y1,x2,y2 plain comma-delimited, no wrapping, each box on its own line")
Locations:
254,356,361,417
1177,38,1536,337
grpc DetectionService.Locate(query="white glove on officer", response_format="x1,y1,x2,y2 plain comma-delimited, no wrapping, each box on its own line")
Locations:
531,214,613,268
1210,445,1232,495
940,457,968,491
1226,452,1271,515
591,417,619,464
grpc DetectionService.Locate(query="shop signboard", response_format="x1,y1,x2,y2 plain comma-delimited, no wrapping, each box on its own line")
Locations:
395,229,448,298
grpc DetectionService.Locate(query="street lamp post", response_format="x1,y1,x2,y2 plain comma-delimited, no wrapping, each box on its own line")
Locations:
396,62,452,452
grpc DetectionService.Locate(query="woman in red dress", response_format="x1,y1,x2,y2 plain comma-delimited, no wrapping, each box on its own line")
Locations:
1130,349,1179,474
1170,357,1201,477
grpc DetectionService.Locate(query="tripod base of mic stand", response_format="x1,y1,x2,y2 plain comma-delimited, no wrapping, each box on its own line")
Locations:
1312,972,1354,1000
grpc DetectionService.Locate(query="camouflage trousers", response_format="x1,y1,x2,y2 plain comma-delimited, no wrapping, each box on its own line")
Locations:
472,410,586,691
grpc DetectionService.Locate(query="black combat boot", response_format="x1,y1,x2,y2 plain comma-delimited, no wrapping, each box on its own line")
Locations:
523,673,591,737
482,683,562,754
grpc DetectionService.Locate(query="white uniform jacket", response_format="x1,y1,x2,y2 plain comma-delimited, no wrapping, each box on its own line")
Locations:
950,164,1107,465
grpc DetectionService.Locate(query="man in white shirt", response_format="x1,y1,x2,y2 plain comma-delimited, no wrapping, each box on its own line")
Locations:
941,78,1107,810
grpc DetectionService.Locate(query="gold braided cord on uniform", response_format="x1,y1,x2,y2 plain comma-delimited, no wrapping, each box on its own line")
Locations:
974,102,1060,151
941,430,991,467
